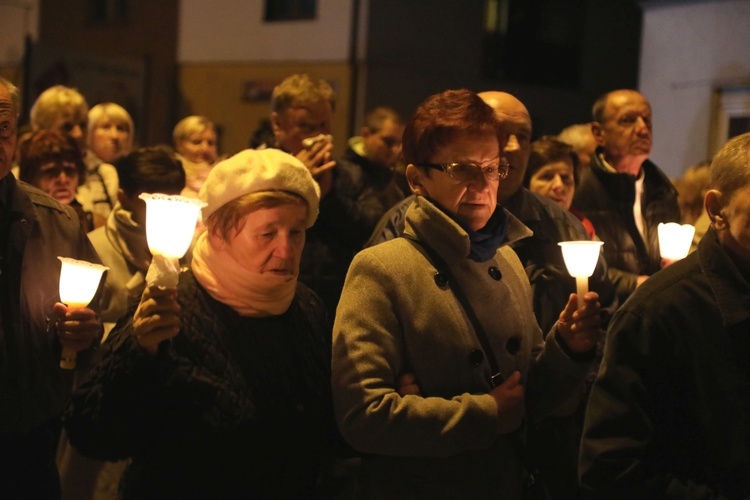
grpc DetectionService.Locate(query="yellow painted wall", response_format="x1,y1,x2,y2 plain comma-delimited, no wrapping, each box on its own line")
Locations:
178,63,352,159
0,65,23,93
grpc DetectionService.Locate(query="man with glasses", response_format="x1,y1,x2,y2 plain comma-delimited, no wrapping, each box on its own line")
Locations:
0,77,102,497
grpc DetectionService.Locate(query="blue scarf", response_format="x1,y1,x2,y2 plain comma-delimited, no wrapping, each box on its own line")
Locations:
431,200,509,262
464,206,509,262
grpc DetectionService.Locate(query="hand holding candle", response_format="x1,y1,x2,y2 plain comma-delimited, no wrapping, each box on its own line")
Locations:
57,257,108,369
140,193,205,288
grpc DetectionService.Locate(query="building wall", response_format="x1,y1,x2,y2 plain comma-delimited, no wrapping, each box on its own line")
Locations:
0,0,39,99
178,62,351,158
176,0,355,157
364,0,642,139
640,0,750,178
36,0,179,147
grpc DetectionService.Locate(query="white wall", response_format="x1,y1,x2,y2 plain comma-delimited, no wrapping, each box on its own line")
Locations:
0,0,39,65
178,0,353,63
640,0,750,178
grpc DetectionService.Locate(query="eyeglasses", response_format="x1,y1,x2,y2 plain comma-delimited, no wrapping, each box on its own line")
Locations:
416,158,510,182
38,162,79,179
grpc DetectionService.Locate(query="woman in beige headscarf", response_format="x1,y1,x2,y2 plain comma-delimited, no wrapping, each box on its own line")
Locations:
65,148,344,498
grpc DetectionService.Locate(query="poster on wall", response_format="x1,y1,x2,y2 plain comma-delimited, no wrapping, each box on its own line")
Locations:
24,42,146,143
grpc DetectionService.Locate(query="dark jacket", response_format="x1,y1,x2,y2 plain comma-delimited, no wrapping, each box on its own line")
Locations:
64,271,342,499
0,175,100,436
505,188,617,334
300,151,405,318
580,227,750,499
573,152,680,302
339,145,406,246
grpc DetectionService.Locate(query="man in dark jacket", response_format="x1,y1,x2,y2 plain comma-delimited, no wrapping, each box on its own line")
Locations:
338,106,406,248
580,131,750,499
0,78,103,497
573,89,680,303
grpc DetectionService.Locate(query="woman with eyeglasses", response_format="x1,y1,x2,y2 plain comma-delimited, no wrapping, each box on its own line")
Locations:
18,129,92,232
332,89,603,498
30,85,119,229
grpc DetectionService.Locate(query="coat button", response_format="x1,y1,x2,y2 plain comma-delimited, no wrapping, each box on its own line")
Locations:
434,272,449,287
468,349,484,366
488,266,502,281
506,337,521,355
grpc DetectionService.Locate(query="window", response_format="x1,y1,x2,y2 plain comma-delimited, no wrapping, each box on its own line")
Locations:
264,0,317,22
711,86,750,154
89,0,128,23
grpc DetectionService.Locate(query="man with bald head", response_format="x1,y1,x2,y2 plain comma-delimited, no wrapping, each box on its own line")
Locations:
573,90,679,303
472,91,616,498
476,91,615,332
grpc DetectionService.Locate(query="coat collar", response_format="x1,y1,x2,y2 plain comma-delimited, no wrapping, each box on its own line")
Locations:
699,226,750,328
403,196,532,261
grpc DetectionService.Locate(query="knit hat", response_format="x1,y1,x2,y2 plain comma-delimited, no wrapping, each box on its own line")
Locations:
199,148,320,227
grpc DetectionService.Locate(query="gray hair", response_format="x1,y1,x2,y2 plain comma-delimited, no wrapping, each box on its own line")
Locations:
711,132,750,203
0,77,21,117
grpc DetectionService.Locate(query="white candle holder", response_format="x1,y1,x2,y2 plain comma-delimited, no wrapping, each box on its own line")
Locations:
57,257,109,369
558,241,604,309
658,222,695,261
139,193,205,288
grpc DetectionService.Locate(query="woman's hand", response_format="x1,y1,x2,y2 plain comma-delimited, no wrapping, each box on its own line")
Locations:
132,285,181,355
556,292,603,354
489,371,525,434
52,302,103,352
396,372,421,396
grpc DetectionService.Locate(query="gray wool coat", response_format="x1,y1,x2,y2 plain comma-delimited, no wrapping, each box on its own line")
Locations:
332,197,593,499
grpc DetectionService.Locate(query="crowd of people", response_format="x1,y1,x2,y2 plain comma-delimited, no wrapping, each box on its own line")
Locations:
1,71,749,500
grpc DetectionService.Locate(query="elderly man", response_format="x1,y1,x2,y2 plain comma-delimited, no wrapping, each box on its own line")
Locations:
580,131,750,498
572,89,680,302
270,73,336,192
270,73,373,318
478,91,616,499
0,78,102,496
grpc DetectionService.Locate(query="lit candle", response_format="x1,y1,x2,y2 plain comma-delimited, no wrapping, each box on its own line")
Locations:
558,241,604,309
139,193,205,287
57,257,109,369
658,222,695,261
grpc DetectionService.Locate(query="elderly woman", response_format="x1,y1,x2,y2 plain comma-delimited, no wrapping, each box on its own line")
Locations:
332,89,603,498
18,129,91,231
87,102,134,165
64,149,342,497
30,85,119,227
525,135,597,240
